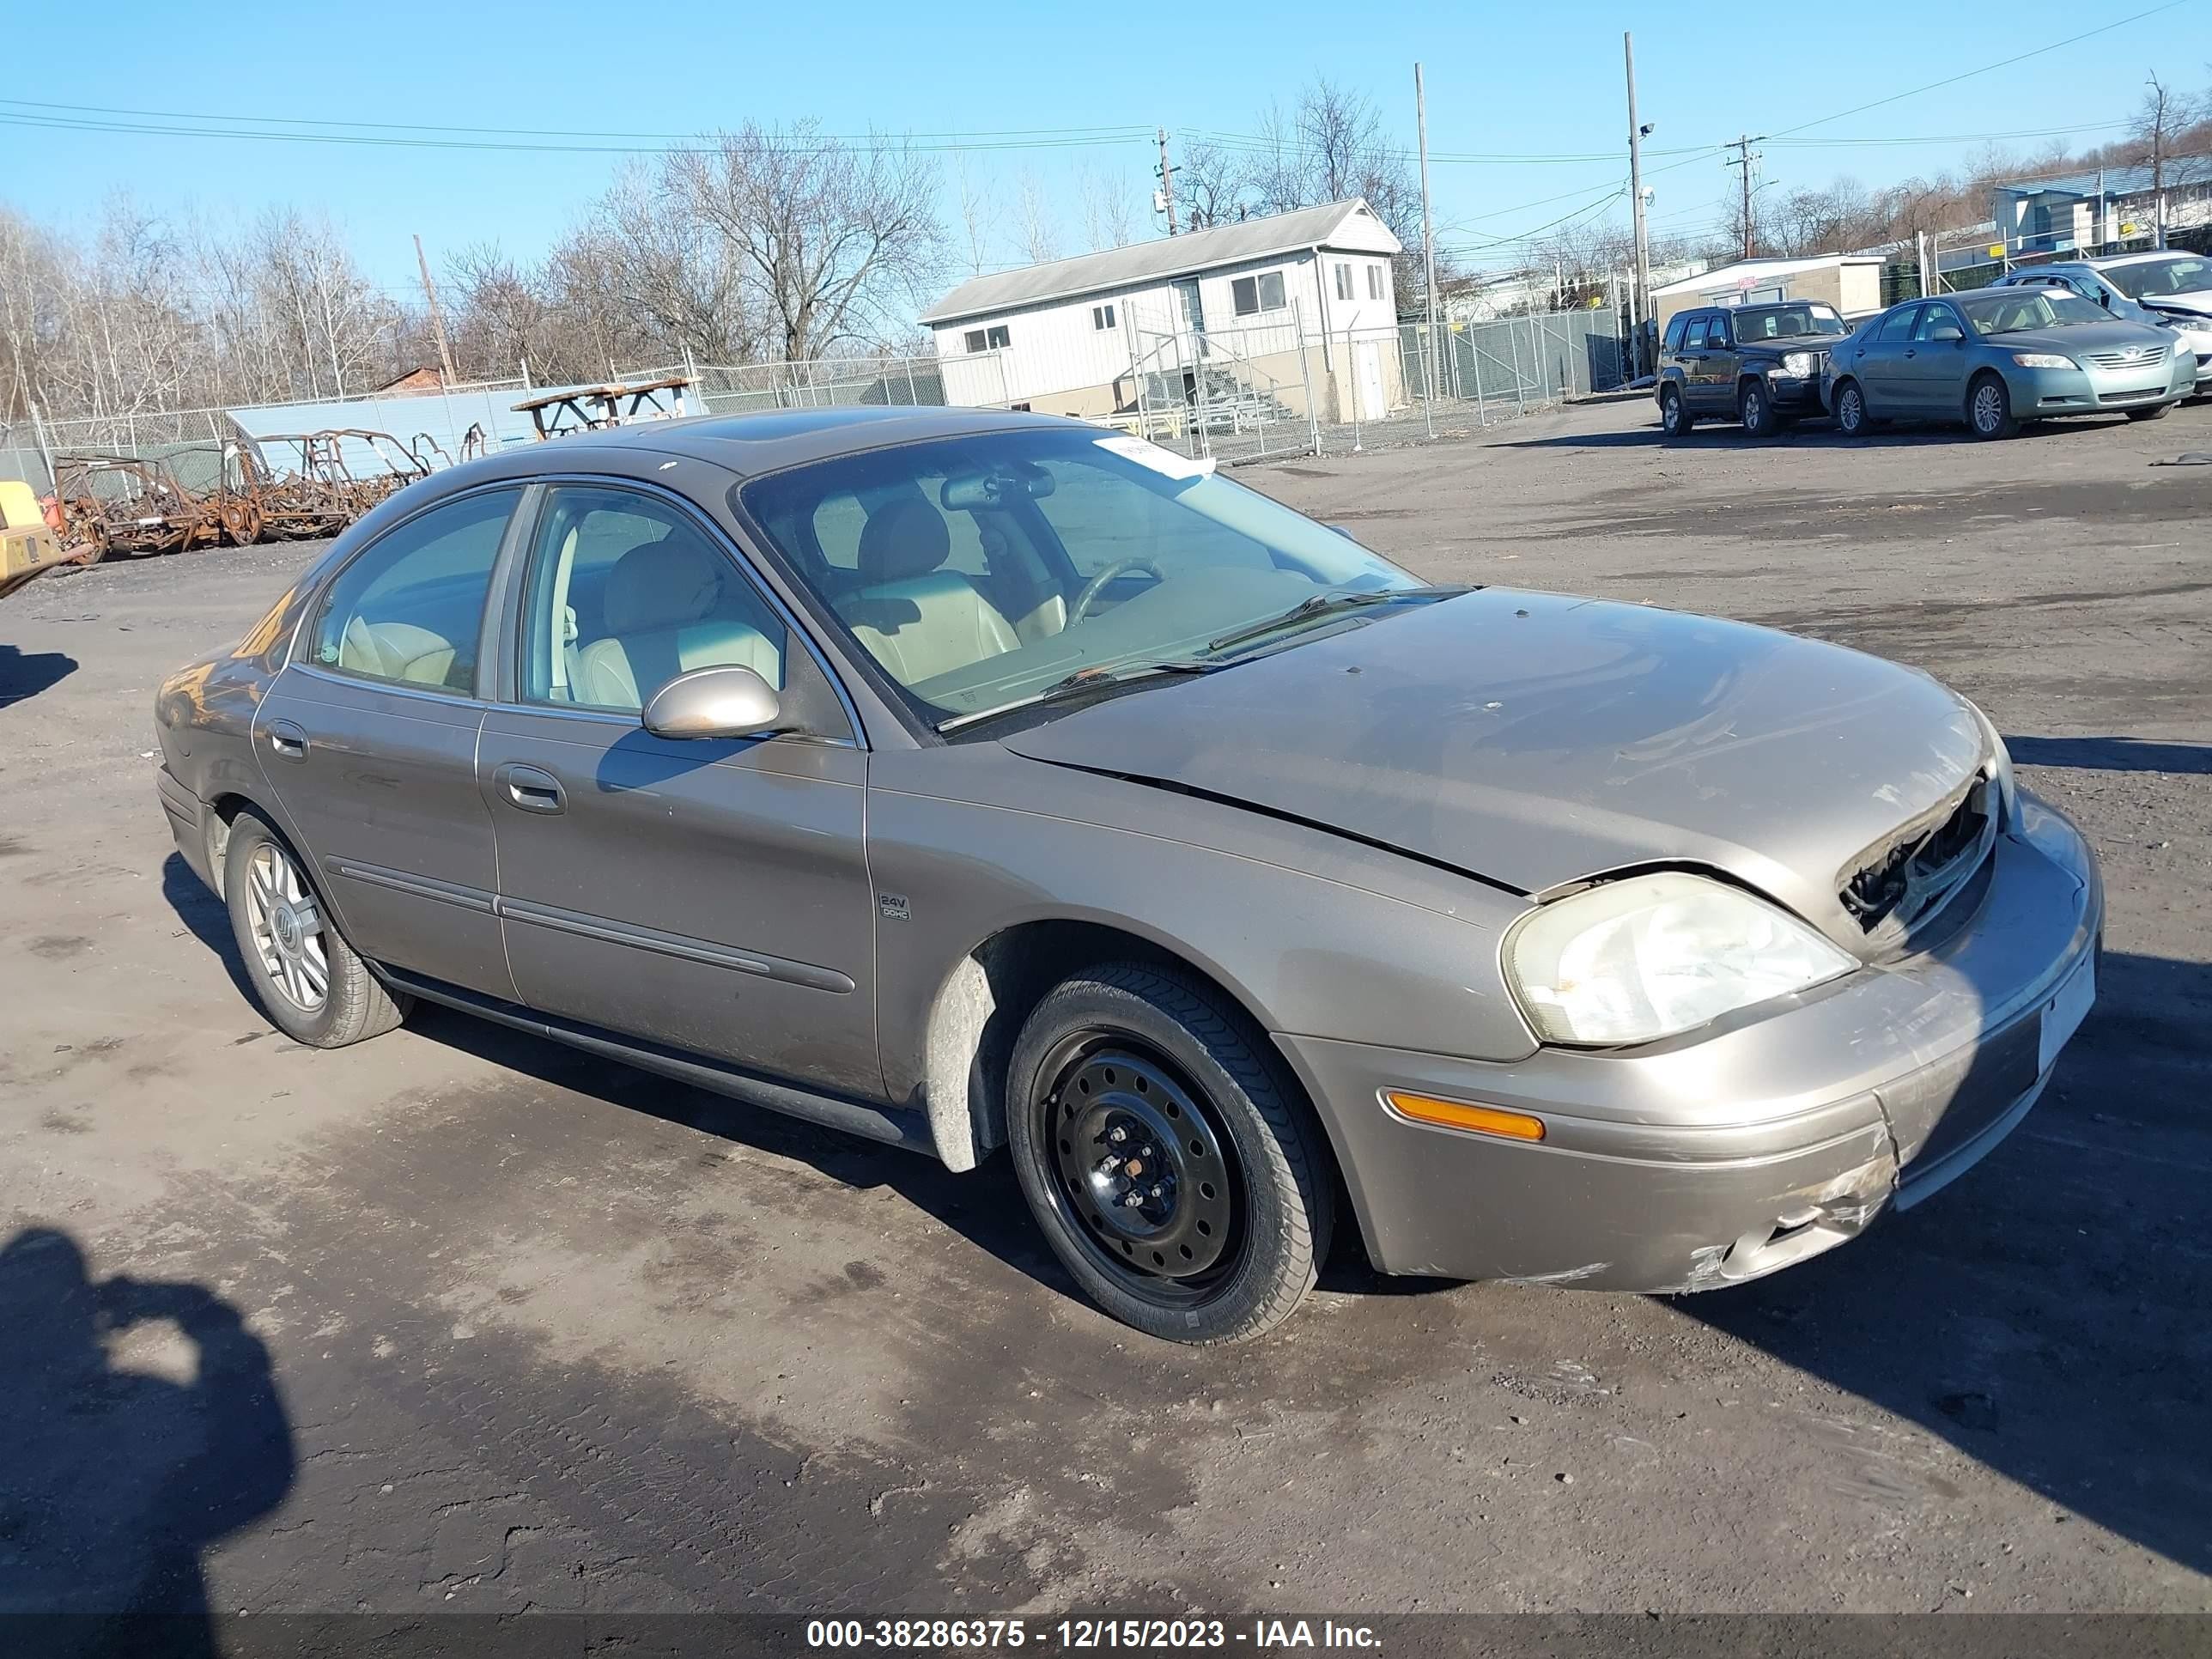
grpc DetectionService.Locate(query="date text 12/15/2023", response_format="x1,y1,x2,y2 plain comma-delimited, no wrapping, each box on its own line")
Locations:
805,1619,1382,1650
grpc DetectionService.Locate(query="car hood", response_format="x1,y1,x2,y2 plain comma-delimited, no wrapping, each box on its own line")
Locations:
1000,588,1989,949
1990,320,2172,355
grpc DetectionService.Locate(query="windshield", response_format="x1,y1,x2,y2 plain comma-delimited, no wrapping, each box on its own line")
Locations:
1958,290,2108,334
738,428,1425,726
1732,304,1846,341
2105,256,2212,299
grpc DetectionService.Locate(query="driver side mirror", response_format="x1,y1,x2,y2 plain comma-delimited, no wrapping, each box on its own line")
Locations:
641,665,782,740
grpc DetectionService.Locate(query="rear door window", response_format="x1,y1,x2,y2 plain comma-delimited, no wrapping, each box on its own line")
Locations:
1875,306,1920,343
308,489,518,695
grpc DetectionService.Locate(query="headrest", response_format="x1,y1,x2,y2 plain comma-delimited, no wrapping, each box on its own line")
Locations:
857,495,952,586
602,534,723,635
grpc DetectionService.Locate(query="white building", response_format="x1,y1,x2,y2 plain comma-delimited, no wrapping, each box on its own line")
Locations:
919,200,1405,424
1650,254,1887,329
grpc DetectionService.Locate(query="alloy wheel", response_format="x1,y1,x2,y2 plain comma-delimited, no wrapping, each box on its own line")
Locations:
1972,381,2006,435
1035,1035,1243,1302
244,841,328,1012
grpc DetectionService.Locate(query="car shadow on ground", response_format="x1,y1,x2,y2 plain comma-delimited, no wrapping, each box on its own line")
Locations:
2006,734,2212,774
1500,419,2102,452
0,642,78,708
1680,947,2211,1578
162,854,258,1010
0,1225,297,1653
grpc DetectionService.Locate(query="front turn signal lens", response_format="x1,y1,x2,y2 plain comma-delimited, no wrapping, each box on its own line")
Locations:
1384,1091,1546,1141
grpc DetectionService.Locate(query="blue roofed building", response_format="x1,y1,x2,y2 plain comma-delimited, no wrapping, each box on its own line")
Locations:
1990,161,2212,258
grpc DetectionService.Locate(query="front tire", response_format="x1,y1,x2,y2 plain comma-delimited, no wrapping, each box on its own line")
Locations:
1007,963,1334,1344
1658,385,1694,439
1967,373,2018,439
223,811,410,1048
1739,379,1781,438
2127,400,2175,422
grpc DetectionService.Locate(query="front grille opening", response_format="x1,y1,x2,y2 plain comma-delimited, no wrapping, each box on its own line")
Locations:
1841,777,1996,944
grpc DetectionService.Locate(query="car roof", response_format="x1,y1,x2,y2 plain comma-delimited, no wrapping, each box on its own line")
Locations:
2083,250,2201,268
493,404,1097,480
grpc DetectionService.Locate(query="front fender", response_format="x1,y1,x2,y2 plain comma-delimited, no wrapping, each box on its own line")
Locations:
866,745,1539,1133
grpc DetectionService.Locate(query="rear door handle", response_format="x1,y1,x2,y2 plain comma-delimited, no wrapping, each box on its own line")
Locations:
495,763,565,815
1904,348,1918,358
266,720,308,762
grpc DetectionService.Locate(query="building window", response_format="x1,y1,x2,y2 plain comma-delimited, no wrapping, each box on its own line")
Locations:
1366,264,1384,301
963,325,1011,353
1231,270,1286,317
1091,303,1116,331
1334,262,1353,301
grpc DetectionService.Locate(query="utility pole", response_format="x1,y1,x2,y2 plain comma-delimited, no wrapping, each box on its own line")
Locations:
2148,76,2170,250
1624,33,1653,374
1415,62,1440,423
413,234,459,391
1724,135,1766,261
1156,129,1179,236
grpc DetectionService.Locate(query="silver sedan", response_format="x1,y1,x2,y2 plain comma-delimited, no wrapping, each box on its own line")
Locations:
153,409,2100,1342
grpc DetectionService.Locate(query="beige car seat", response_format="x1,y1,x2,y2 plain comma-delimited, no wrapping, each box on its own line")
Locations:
573,537,781,712
836,496,1020,686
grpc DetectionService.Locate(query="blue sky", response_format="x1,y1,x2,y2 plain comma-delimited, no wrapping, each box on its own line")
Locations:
5,0,2203,305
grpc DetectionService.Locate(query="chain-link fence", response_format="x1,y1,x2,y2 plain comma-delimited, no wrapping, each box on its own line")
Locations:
614,351,1006,416
1121,307,1630,465
4,310,1624,495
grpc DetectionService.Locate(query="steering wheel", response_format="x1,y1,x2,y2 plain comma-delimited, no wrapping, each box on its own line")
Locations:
1071,557,1163,623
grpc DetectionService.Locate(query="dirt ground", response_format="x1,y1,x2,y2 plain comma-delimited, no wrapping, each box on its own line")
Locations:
3,397,2208,1626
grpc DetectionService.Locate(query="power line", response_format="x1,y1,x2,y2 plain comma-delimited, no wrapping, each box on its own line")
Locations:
1765,0,2193,140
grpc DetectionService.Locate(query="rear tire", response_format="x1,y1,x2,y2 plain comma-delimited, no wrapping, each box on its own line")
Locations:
1833,380,1871,438
1658,385,1694,439
223,811,410,1048
1006,963,1334,1344
1966,373,2018,440
2127,400,2174,422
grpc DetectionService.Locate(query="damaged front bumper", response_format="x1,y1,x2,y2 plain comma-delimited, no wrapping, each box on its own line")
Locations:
1275,790,2101,1293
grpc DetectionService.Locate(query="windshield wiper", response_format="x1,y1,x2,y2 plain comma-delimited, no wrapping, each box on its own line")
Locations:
933,659,1216,732
1203,584,1468,655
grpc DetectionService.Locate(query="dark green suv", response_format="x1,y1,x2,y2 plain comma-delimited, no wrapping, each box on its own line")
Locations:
1657,301,1852,439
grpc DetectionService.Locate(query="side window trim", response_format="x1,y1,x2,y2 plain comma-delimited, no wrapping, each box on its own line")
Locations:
292,480,526,703
494,473,865,749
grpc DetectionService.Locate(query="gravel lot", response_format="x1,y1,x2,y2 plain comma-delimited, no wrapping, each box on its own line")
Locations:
3,397,2207,1625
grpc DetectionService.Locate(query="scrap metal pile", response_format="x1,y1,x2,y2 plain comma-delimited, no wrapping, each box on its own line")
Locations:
53,428,441,560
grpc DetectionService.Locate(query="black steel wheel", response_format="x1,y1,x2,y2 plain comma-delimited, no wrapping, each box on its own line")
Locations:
1007,963,1334,1344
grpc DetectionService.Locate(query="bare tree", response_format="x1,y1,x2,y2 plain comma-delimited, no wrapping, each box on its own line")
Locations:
951,155,997,276
671,122,945,362
1176,141,1249,230
1074,163,1139,251
1013,171,1060,265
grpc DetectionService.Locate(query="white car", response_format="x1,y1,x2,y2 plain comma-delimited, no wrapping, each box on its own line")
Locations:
1996,256,2212,396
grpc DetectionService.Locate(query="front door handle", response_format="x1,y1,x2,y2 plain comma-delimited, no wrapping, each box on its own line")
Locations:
495,763,565,815
266,720,308,762
1904,348,1918,358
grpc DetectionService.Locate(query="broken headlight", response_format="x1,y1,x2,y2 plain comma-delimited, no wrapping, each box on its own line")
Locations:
1507,872,1855,1047
1966,700,2019,828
